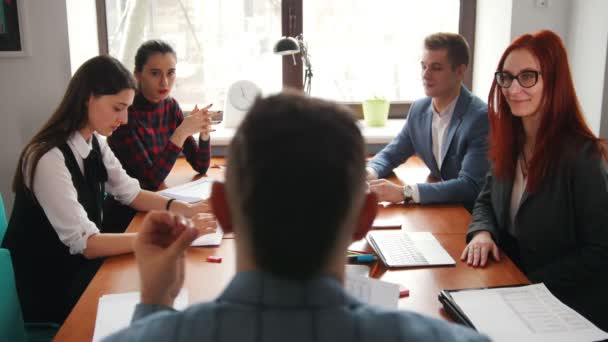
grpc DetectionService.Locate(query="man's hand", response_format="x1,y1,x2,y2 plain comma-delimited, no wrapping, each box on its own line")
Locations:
368,179,406,203
134,211,200,307
461,231,500,267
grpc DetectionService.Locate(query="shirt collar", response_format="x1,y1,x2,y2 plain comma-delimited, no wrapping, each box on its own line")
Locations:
218,271,361,308
68,131,93,159
133,91,164,110
431,93,459,118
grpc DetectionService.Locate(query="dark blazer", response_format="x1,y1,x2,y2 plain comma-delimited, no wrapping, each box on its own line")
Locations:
467,141,608,330
368,85,489,209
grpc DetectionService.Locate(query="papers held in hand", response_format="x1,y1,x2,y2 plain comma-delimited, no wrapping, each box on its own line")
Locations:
158,178,213,203
439,283,608,342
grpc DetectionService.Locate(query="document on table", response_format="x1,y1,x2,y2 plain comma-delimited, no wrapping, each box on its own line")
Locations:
158,178,213,203
92,289,188,341
448,283,608,342
191,226,224,246
344,273,399,309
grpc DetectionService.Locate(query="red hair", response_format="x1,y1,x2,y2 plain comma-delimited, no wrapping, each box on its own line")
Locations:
488,30,605,192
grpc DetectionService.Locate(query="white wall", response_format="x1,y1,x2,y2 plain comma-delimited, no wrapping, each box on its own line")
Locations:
472,0,512,101
567,0,608,137
0,1,71,213
66,0,99,74
510,0,571,42
473,0,608,138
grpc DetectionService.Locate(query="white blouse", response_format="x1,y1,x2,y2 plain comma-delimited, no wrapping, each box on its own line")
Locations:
509,156,527,235
26,132,140,255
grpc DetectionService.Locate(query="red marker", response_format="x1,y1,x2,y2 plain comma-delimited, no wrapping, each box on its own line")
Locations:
206,256,222,263
399,285,410,298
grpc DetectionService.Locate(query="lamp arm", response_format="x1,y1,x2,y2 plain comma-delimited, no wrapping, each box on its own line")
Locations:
296,34,313,95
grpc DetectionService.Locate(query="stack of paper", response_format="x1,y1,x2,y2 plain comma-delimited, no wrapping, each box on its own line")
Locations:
92,289,188,341
158,178,213,203
344,272,399,309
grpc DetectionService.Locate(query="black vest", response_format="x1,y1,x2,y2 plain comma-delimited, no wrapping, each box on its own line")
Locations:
2,137,107,324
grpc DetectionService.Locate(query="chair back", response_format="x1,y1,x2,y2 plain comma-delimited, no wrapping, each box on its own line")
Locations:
0,248,27,342
0,193,7,244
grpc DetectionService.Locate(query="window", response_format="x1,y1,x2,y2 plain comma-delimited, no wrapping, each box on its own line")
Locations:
303,1,459,102
103,0,282,110
99,0,475,115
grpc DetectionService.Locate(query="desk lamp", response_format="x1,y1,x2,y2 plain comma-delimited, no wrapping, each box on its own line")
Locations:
273,34,313,95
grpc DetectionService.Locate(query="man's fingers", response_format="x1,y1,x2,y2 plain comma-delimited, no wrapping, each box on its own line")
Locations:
167,223,199,258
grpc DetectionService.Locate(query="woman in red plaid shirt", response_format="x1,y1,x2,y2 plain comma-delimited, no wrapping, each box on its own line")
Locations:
108,40,215,191
106,40,217,230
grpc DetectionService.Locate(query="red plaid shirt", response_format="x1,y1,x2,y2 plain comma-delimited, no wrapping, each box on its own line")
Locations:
108,93,211,190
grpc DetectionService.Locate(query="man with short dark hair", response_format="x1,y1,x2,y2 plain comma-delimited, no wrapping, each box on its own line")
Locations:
105,92,488,342
368,32,489,210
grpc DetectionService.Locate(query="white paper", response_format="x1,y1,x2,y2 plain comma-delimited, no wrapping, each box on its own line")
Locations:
191,226,224,246
345,264,371,278
92,289,188,341
158,178,213,203
450,283,608,342
344,273,399,309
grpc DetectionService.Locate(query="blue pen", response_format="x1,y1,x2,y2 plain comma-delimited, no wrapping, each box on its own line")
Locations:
347,254,377,263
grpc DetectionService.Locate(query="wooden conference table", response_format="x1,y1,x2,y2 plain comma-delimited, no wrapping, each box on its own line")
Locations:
55,157,529,341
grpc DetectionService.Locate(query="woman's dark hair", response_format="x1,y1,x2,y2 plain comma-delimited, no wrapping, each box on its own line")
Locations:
13,55,136,193
134,40,176,73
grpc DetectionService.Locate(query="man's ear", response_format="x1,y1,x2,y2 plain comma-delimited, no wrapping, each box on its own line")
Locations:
210,181,233,233
353,192,378,241
456,63,466,80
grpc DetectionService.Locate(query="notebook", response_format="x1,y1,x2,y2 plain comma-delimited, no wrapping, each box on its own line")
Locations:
438,283,608,342
366,231,454,267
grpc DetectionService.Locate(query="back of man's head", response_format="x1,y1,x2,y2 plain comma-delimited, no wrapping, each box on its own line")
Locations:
226,91,366,281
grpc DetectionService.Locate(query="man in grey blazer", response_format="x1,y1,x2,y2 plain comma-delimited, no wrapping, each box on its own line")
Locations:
368,33,489,210
104,93,487,342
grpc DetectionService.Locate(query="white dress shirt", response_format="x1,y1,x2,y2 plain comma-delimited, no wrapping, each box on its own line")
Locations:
26,132,140,255
409,95,458,202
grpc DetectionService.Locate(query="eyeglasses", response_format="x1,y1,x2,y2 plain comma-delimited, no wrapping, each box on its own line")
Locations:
494,70,541,88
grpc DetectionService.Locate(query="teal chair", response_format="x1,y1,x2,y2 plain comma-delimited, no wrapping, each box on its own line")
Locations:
0,249,58,342
0,193,7,244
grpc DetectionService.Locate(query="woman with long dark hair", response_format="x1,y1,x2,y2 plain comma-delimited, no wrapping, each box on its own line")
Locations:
462,30,608,329
2,55,215,324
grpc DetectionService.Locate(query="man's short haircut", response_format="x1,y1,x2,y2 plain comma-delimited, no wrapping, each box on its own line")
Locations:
424,32,470,69
226,91,366,280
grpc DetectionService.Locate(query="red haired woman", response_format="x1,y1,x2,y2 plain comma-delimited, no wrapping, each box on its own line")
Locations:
461,30,608,329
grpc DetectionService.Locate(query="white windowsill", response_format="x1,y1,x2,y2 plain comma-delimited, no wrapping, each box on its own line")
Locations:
202,119,405,146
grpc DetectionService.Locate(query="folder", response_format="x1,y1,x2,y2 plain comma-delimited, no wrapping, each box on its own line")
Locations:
437,283,608,342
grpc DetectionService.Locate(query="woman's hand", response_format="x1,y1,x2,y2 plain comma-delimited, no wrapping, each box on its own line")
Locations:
191,212,218,236
171,104,214,146
460,231,500,267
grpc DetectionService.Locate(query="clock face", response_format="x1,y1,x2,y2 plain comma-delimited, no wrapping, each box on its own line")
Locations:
228,80,259,111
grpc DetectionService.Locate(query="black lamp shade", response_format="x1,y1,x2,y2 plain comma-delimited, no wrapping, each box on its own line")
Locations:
273,37,300,55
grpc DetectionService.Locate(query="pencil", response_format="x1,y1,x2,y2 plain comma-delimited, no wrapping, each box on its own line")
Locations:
370,262,380,278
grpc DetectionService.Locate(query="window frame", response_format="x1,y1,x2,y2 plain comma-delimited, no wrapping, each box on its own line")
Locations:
96,0,476,118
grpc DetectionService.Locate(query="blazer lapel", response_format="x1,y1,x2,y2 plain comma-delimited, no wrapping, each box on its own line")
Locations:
495,177,514,230
422,105,440,175
440,85,470,170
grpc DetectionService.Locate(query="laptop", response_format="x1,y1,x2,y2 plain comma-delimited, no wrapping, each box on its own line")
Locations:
367,231,455,267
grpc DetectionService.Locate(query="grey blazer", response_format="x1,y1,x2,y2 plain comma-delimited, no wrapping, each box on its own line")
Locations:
467,141,608,330
368,85,489,210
